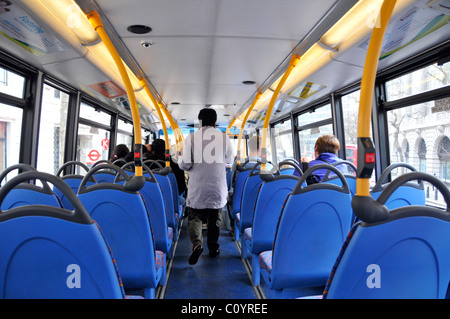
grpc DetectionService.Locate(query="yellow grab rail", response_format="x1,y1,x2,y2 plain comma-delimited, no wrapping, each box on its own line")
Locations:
237,92,262,165
87,11,144,189
140,79,171,168
355,0,397,197
260,54,300,171
225,118,237,136
160,105,184,154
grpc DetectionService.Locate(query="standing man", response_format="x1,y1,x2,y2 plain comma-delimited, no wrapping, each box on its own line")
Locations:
179,108,233,265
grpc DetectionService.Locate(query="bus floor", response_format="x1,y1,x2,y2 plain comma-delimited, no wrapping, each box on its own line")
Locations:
158,209,324,299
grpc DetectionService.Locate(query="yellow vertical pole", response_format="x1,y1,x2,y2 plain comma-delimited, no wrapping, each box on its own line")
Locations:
260,54,300,171
140,79,171,168
86,11,144,186
225,118,237,136
237,92,262,165
160,105,183,152
355,0,397,196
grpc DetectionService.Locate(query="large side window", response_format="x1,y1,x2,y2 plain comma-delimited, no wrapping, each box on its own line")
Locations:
0,104,23,175
36,83,69,174
296,104,333,160
0,66,26,180
77,102,112,166
385,60,450,207
341,89,376,185
273,119,293,163
117,118,133,149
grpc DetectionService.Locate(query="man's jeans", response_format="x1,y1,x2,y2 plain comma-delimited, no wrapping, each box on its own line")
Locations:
187,207,222,251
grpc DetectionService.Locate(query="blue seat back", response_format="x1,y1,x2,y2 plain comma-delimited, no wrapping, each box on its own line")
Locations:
53,161,96,210
322,160,357,196
270,164,353,289
168,171,181,218
226,166,232,189
230,167,252,217
0,171,124,299
0,164,61,210
77,164,160,290
278,158,302,176
370,163,425,209
121,162,171,255
236,167,263,232
326,172,450,299
152,169,176,234
251,175,298,253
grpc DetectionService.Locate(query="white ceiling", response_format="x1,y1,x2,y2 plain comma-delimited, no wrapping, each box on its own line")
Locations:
94,0,339,128
4,0,449,132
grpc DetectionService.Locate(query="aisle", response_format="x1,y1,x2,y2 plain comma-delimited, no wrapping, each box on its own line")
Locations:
162,211,257,299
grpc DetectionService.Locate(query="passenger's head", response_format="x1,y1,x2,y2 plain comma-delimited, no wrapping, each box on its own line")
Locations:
111,144,130,160
151,138,165,155
198,108,217,127
248,135,261,156
315,134,340,155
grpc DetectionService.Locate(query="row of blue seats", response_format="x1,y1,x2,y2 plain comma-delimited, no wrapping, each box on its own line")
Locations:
229,159,450,298
0,160,184,299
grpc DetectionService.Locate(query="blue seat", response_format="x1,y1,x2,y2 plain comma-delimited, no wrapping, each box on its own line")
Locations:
278,158,301,176
151,170,178,240
168,170,184,222
77,164,166,299
0,171,127,299
321,160,357,227
258,164,353,292
234,164,263,242
53,161,96,210
322,160,357,196
0,164,61,210
145,160,179,238
239,160,303,251
229,163,256,219
122,162,174,259
226,166,232,189
242,173,299,286
370,162,425,209
325,172,450,299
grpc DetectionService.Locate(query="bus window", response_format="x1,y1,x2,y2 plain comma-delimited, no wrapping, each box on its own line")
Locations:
0,66,25,99
0,103,23,179
77,124,111,167
386,62,450,102
77,103,112,167
341,90,375,185
117,118,133,149
296,104,332,160
36,83,69,175
386,60,450,207
345,145,357,167
298,124,333,161
387,100,450,207
273,120,293,163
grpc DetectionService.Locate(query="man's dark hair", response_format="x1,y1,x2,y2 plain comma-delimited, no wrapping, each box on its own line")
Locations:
151,138,165,155
198,108,217,127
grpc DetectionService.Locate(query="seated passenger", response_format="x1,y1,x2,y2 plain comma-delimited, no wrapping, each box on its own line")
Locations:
148,138,187,196
229,135,261,193
109,144,130,167
295,134,348,183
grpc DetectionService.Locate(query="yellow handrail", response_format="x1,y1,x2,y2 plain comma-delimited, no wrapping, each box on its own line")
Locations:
356,0,397,196
237,92,262,165
260,54,300,171
160,105,184,154
225,118,236,135
140,78,170,168
87,11,144,184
